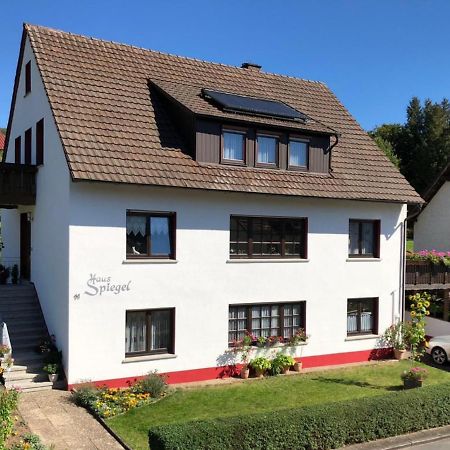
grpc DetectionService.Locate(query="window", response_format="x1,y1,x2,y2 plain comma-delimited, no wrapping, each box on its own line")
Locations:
126,211,175,259
288,139,308,168
222,130,245,163
24,128,32,164
228,302,306,345
36,119,44,165
15,136,21,164
348,219,380,258
347,298,378,336
125,309,175,356
230,216,307,259
256,134,278,166
25,61,31,95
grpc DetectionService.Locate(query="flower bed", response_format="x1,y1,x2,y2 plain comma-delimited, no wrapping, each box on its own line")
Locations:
73,371,168,418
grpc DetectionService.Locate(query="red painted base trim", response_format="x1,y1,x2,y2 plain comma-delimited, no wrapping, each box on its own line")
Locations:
67,348,393,390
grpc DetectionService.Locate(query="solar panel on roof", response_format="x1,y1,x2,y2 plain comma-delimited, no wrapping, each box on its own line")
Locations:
202,89,307,122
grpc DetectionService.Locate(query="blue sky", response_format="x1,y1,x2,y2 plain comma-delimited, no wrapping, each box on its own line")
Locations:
1,0,449,130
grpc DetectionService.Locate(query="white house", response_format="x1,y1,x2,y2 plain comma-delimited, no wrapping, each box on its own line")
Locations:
414,163,450,252
0,24,422,388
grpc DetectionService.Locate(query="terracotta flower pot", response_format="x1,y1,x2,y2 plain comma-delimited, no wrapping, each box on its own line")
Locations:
240,367,250,379
293,362,302,372
394,349,409,360
255,368,265,378
282,367,290,375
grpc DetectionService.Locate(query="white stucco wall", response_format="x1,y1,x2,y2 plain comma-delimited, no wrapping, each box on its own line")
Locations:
414,182,450,252
1,37,71,363
67,182,406,384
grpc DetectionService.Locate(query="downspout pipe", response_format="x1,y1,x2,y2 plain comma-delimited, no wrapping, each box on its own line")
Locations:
326,133,339,172
400,205,423,322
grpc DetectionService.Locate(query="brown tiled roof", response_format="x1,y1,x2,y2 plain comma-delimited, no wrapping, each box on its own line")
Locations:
24,24,422,204
0,131,5,150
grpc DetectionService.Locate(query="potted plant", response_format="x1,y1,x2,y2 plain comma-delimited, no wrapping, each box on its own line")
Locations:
271,354,296,375
249,357,271,378
43,363,59,382
293,360,303,372
288,328,308,346
256,336,267,348
11,264,19,285
0,265,10,285
235,333,253,379
383,322,409,359
0,344,11,359
401,366,428,389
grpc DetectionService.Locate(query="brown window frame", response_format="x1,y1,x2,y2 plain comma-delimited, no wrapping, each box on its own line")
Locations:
125,308,175,357
15,136,21,164
348,219,380,258
288,137,309,171
24,128,32,164
347,298,379,336
221,127,247,166
228,301,306,346
230,215,308,259
25,61,31,95
36,119,44,165
126,211,176,259
255,132,280,168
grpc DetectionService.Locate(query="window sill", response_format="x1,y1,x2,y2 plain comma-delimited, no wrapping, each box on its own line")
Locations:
346,258,381,262
345,334,380,342
122,259,178,265
122,353,177,363
227,259,309,264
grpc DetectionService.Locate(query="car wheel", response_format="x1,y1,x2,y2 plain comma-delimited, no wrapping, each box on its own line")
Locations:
431,347,448,365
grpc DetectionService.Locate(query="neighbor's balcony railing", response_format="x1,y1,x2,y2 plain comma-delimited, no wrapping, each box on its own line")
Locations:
405,259,450,289
0,163,36,207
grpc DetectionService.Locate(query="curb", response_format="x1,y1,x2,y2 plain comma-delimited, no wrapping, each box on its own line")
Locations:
343,425,450,449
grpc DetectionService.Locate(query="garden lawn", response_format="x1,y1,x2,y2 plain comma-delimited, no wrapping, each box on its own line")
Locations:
107,361,450,450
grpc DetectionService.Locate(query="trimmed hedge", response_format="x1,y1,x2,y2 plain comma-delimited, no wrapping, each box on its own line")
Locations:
149,382,450,450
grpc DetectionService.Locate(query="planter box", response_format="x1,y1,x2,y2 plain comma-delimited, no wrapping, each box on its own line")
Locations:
403,378,423,389
394,349,411,360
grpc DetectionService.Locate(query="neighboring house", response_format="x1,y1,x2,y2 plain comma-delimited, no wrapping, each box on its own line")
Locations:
414,163,450,252
0,24,422,388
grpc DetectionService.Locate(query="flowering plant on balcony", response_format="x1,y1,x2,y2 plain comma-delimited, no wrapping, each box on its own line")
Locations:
408,250,450,266
287,328,308,346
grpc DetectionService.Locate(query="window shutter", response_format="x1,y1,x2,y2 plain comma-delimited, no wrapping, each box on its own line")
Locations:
374,220,381,258
373,298,379,334
15,136,21,163
25,61,31,94
25,128,32,164
36,119,44,165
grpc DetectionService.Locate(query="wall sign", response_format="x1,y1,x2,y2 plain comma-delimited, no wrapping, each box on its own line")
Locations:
83,274,132,297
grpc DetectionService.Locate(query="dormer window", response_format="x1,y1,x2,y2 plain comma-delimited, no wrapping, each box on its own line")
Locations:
222,130,245,164
288,139,308,169
256,134,278,166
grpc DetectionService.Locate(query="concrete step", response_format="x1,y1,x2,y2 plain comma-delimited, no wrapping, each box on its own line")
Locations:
0,303,41,312
0,296,40,305
8,379,56,392
12,351,45,365
10,333,45,344
5,317,46,328
5,370,47,383
0,288,37,298
9,361,44,373
9,326,47,338
0,310,43,320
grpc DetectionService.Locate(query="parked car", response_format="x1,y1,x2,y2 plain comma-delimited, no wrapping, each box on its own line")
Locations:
426,336,450,365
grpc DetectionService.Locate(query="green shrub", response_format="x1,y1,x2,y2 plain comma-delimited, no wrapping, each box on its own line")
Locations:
131,371,168,397
0,387,20,448
248,357,271,372
270,354,296,375
10,433,49,450
72,383,99,408
148,382,450,450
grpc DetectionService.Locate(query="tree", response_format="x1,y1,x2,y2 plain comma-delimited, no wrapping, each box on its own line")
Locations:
370,97,450,194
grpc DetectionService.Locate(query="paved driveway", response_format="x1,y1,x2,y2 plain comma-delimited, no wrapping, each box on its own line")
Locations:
19,390,124,449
